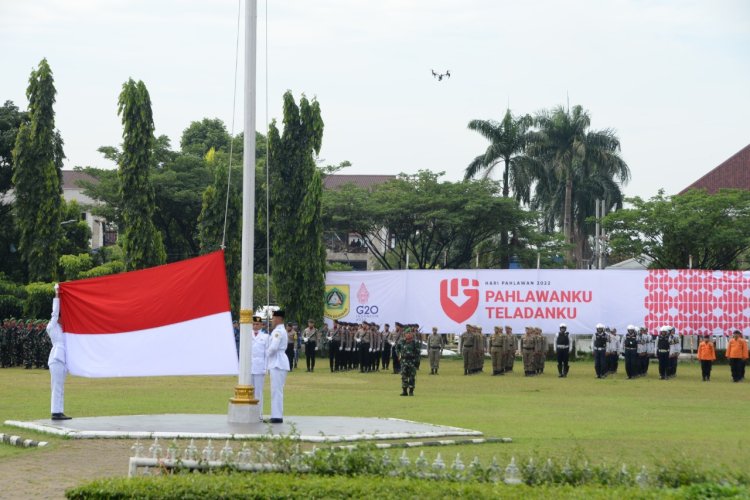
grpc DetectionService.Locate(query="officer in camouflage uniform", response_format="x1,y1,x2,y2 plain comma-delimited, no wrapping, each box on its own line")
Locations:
0,319,10,368
397,329,419,396
391,323,404,374
490,326,504,375
22,319,35,369
504,326,516,373
460,325,474,375
5,318,19,367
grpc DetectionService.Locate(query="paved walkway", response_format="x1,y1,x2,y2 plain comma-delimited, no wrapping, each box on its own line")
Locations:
6,414,482,442
0,415,483,498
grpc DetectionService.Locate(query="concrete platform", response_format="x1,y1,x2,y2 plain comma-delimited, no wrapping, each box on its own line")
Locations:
4,414,483,443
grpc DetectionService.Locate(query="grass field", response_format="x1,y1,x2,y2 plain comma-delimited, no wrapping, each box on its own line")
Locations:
1,358,749,472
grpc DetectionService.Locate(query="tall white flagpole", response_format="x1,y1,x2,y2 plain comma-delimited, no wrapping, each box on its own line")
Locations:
228,0,259,423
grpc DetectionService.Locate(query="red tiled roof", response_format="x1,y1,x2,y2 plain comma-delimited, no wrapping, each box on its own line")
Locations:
62,170,98,190
680,144,750,194
323,174,396,190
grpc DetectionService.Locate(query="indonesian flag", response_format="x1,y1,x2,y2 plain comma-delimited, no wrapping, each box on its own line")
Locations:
59,251,239,378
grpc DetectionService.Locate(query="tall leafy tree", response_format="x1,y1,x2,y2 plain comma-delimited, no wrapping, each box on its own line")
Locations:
323,171,541,269
117,78,166,270
465,109,533,268
268,91,326,324
0,101,28,281
180,118,231,157
12,59,64,282
603,189,750,270
527,105,629,266
198,148,241,315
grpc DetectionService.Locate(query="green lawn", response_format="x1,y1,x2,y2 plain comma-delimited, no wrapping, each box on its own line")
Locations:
1,358,748,472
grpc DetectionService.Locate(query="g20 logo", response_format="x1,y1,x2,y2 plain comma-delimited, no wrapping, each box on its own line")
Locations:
356,305,379,315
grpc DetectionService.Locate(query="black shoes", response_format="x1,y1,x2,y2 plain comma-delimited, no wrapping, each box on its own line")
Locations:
408,388,414,396
269,418,283,424
51,413,71,420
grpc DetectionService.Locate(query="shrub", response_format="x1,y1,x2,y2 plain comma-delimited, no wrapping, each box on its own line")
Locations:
78,261,125,279
59,253,94,281
65,473,699,500
23,282,55,319
0,277,26,320
0,295,23,320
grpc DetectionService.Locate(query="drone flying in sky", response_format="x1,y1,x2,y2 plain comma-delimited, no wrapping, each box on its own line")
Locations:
431,69,451,82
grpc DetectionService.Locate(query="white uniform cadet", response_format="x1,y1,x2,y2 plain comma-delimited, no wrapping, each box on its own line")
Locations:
47,285,70,420
266,312,290,423
251,319,268,421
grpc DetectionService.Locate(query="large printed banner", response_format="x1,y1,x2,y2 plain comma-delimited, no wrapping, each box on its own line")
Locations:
325,269,750,336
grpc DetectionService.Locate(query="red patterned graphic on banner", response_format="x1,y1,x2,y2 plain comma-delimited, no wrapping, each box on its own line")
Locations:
644,270,750,336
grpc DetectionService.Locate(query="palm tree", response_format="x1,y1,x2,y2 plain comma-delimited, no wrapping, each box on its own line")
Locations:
527,105,629,266
464,109,533,201
464,109,532,268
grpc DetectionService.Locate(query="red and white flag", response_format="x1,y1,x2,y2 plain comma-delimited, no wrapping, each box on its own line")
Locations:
59,251,239,378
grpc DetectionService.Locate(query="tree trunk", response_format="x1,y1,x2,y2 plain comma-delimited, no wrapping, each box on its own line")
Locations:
500,157,510,268
563,175,574,266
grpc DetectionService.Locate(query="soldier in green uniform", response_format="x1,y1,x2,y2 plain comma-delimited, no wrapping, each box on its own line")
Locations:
460,325,474,375
397,329,420,396
0,319,10,368
427,327,443,375
21,319,35,369
38,319,52,369
504,326,516,373
490,326,504,375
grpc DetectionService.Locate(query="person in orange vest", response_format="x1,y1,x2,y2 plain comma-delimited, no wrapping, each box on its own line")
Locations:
726,330,748,383
696,334,716,382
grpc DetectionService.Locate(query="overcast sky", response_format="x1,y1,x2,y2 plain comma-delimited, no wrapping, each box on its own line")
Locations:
1,0,748,198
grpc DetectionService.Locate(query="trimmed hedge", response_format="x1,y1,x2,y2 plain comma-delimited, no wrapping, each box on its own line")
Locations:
65,473,750,500
23,282,55,319
78,261,125,279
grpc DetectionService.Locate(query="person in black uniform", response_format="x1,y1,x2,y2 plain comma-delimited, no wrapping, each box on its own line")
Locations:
656,326,671,380
381,324,391,370
328,320,341,372
302,319,319,372
623,325,639,379
593,323,608,378
555,323,571,378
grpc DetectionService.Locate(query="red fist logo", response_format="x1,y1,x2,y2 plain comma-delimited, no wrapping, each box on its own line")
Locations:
440,278,479,324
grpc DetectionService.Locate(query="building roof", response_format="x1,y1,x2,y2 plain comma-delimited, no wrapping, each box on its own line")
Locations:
605,256,652,270
680,144,750,194
62,170,98,190
323,174,396,190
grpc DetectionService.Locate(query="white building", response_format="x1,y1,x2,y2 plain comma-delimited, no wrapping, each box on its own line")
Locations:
61,170,110,250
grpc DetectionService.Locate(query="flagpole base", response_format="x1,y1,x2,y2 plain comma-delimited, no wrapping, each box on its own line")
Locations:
227,385,260,424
